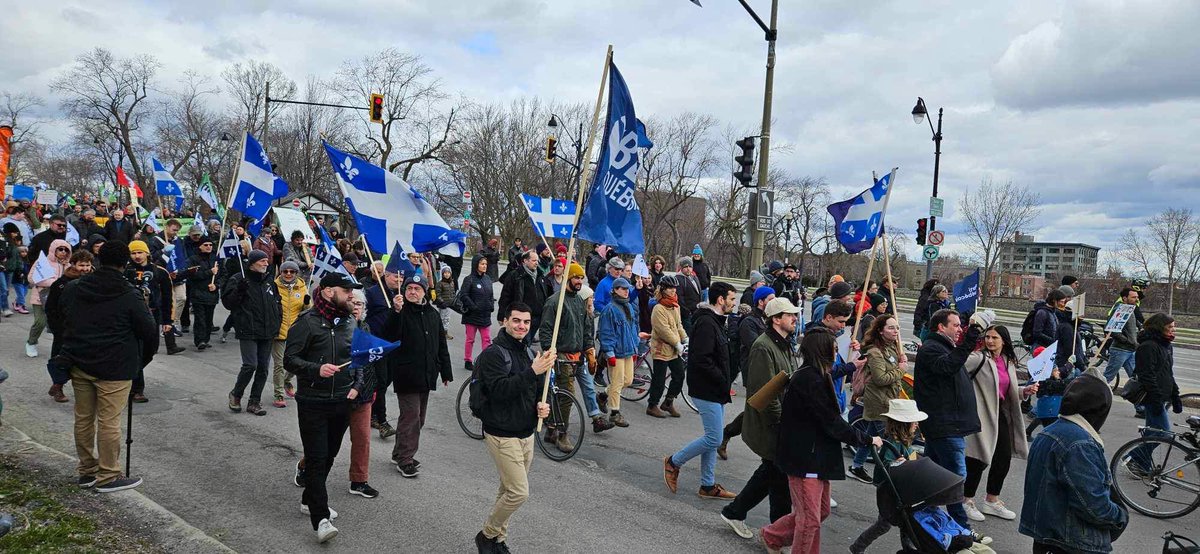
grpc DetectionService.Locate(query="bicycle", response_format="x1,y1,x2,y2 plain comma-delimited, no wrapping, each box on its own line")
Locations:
620,342,697,413
1110,414,1200,519
454,366,586,462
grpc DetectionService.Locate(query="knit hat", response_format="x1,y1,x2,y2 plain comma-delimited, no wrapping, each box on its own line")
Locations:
567,262,586,280
607,257,625,270
868,292,888,309
281,260,300,273
692,244,703,255
188,224,204,236
403,273,428,291
97,240,130,267
749,270,765,287
1058,285,1076,297
441,264,452,275
1059,374,1113,432
753,286,775,305
555,243,568,254
247,249,269,264
612,277,631,290
767,260,784,273
676,256,693,268
342,253,359,264
829,281,853,299
198,235,214,246
829,274,845,284
128,240,150,255
579,284,594,301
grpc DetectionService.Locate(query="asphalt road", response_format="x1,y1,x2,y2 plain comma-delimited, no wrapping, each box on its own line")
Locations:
0,294,1196,553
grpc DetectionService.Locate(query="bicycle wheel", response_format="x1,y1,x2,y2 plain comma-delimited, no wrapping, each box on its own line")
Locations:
849,415,876,462
536,390,586,462
1181,393,1200,417
621,355,652,402
677,380,699,413
1110,436,1200,519
455,378,484,440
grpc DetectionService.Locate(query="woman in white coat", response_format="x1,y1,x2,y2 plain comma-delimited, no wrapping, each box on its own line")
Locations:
963,325,1038,522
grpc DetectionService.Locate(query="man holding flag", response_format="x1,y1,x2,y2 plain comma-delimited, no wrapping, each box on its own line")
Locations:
222,248,283,416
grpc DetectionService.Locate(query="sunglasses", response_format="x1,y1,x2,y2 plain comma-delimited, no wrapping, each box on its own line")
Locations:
56,247,70,252
281,269,297,274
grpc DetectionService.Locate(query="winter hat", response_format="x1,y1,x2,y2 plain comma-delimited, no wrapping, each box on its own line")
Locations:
555,243,568,254
749,270,765,287
403,274,428,291
567,262,586,280
341,253,359,264
767,260,784,273
440,264,452,276
281,260,300,273
579,284,594,301
829,281,853,299
612,277,631,290
1059,374,1113,432
753,286,775,306
198,236,214,246
97,240,131,267
128,240,150,255
692,244,703,256
829,274,845,284
188,224,204,236
247,249,269,264
536,242,549,255
1058,285,1076,297
676,256,693,268
607,257,625,270
868,292,888,309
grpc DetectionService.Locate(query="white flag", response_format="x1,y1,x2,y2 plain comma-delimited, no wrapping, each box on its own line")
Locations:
30,251,59,285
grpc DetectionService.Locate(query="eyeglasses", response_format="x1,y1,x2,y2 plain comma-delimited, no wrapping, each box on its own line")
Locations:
56,247,70,252
52,223,66,228
281,269,297,274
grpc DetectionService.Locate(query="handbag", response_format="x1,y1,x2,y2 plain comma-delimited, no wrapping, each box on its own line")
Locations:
1120,375,1147,405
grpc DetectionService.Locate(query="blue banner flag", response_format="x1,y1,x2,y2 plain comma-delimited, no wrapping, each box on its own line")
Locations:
520,194,576,240
152,158,183,196
218,228,241,259
576,62,649,254
826,171,892,254
11,184,34,202
350,328,401,369
230,133,288,222
384,241,417,276
953,269,981,314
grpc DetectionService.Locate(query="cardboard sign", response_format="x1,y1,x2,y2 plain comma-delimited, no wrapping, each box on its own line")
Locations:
1105,303,1136,333
36,189,58,206
273,207,318,245
1028,340,1058,382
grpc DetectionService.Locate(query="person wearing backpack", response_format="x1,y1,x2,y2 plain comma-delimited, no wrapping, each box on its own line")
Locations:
1023,289,1068,349
847,313,907,483
472,302,554,554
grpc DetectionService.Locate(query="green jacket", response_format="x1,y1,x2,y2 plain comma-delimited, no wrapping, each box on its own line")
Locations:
863,342,906,421
539,289,590,354
742,328,796,461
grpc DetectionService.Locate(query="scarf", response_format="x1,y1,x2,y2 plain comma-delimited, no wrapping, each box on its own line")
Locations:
613,293,633,321
312,290,351,322
658,295,679,309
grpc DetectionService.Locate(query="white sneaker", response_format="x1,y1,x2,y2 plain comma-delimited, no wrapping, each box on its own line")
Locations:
2,309,13,317
25,343,38,358
963,498,986,521
980,498,1016,520
300,503,338,519
316,518,338,543
829,496,838,508
720,513,753,539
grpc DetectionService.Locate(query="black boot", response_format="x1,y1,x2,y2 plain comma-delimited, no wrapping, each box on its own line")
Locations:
164,332,185,355
465,360,474,373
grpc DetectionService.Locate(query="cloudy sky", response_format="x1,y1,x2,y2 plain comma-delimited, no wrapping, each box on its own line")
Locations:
3,0,1198,264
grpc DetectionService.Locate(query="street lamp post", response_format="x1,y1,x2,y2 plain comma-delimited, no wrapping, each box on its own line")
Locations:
547,114,584,185
911,97,943,281
782,213,794,264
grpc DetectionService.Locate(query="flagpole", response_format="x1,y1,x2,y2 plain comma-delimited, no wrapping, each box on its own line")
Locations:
217,132,247,238
360,233,391,308
537,45,613,432
880,231,905,356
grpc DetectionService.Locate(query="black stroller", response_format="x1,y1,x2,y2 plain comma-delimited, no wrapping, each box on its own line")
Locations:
870,445,991,553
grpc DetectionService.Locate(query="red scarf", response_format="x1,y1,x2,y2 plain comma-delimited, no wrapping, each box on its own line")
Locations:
312,290,351,322
658,295,679,308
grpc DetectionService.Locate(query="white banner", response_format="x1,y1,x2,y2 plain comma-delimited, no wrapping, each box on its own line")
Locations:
30,251,59,285
1028,340,1058,382
1105,303,1136,333
273,207,318,245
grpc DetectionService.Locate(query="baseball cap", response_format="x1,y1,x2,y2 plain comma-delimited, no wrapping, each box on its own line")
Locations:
319,273,362,290
764,297,801,318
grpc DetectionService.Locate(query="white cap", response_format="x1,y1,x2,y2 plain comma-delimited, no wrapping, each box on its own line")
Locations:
764,297,801,318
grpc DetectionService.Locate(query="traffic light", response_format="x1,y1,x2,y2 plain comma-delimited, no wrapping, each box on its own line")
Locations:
546,135,558,164
916,218,928,246
733,137,756,187
369,93,384,124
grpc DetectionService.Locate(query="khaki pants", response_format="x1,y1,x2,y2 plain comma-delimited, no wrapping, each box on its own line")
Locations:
171,283,186,323
71,368,132,485
271,339,292,400
483,433,534,542
606,356,635,411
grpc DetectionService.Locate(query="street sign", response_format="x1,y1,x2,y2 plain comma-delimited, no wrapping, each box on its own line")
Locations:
754,190,775,232
462,190,473,204
928,230,945,246
930,197,944,218
922,245,940,261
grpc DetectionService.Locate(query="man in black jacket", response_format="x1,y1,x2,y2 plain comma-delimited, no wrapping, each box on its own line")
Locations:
26,213,68,263
676,257,703,334
102,208,137,244
179,237,220,349
381,274,452,478
474,302,554,554
914,308,991,532
45,250,94,402
60,240,159,493
223,249,283,416
364,268,400,437
284,273,363,543
690,244,712,297
498,250,548,337
125,240,184,404
664,281,740,500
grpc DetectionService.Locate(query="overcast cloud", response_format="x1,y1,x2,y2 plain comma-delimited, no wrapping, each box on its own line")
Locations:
2,0,1198,265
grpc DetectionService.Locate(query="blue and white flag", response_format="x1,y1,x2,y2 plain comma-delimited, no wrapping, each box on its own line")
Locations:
323,142,465,257
311,222,355,283
64,219,80,247
144,207,162,234
384,241,417,276
218,228,241,259
520,194,575,241
826,170,894,254
152,158,183,197
349,328,401,369
174,195,185,212
577,62,649,255
953,269,981,314
230,133,288,222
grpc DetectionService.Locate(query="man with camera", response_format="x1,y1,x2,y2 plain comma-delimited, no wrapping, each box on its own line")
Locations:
125,240,185,402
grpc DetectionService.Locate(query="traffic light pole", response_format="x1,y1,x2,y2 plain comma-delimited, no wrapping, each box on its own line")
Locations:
925,108,943,281
745,0,778,273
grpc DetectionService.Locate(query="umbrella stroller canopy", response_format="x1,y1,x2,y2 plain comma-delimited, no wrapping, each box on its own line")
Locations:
884,456,963,510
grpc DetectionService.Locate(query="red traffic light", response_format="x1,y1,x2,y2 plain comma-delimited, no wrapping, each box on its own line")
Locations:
916,218,928,245
369,93,384,124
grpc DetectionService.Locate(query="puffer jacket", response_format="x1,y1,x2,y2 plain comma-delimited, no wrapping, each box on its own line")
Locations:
60,267,159,381
459,254,495,327
381,299,453,393
1134,329,1177,404
1030,300,1059,349
598,296,640,358
435,277,457,309
862,341,906,421
650,301,686,361
274,276,310,340
284,309,361,403
221,270,283,341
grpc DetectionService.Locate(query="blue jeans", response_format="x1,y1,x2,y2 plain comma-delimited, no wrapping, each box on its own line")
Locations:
671,397,724,487
1104,348,1136,383
575,361,602,418
851,420,884,468
924,435,971,529
1131,402,1171,470
12,279,27,308
0,271,9,309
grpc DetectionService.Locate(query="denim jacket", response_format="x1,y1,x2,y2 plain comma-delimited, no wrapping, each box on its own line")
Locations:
1019,418,1128,553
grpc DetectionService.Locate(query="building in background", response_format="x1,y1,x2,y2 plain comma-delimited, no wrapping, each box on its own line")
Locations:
998,232,1100,285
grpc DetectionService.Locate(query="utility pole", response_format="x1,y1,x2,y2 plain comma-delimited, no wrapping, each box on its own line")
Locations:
746,0,778,272
262,80,271,153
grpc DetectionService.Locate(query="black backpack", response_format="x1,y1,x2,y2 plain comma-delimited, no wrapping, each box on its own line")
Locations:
1019,308,1038,344
468,346,518,418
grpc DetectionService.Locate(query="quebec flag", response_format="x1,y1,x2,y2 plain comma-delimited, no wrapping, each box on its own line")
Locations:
230,133,288,223
152,158,183,196
576,62,650,255
349,328,401,369
826,171,893,254
311,222,355,282
323,141,465,257
520,194,575,241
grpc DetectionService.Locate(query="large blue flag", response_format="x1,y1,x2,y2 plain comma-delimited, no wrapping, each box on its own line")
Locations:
826,171,892,254
384,241,417,276
152,158,183,196
349,328,401,369
230,133,288,222
520,194,575,241
576,62,649,254
953,269,981,314
323,142,465,257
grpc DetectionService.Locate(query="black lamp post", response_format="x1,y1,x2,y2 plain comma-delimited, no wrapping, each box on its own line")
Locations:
546,114,584,185
912,97,943,281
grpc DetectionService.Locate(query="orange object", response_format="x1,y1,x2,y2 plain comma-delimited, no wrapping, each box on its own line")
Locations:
0,126,11,188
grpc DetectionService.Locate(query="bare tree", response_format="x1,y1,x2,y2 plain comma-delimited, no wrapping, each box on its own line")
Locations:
957,177,1041,303
221,60,296,138
1,91,45,183
51,48,159,192
1117,228,1159,282
1140,208,1200,314
638,112,720,258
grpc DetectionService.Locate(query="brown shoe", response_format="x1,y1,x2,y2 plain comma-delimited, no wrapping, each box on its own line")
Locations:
717,437,730,460
592,416,614,433
698,483,738,500
48,384,68,403
554,432,575,453
662,398,681,418
610,411,629,427
131,392,148,403
544,428,559,443
646,405,668,418
663,456,680,493
228,393,242,413
377,421,397,439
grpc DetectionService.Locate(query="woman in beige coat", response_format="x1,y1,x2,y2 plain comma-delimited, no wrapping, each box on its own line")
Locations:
647,275,687,417
963,325,1038,522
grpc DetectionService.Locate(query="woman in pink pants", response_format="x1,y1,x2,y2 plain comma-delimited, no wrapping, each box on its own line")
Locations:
458,254,495,371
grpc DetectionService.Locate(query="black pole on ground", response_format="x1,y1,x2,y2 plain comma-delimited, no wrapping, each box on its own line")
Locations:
125,397,133,477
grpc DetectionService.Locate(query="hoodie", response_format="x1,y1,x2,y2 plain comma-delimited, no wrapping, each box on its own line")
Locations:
30,239,71,305
59,266,159,381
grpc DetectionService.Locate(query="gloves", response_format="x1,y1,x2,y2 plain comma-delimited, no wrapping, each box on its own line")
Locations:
1173,395,1184,414
607,356,617,368
674,343,684,356
969,309,996,329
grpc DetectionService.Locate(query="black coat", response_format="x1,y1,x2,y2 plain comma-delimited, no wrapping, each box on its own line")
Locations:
460,263,495,327
45,270,83,335
687,307,732,404
692,258,712,291
284,309,361,403
775,364,872,480
499,267,548,321
180,253,220,305
1134,329,1178,404
476,329,540,438
60,267,159,381
914,324,984,440
26,228,67,263
737,309,768,368
103,217,137,244
222,270,283,341
381,300,452,393
364,283,398,334
677,274,703,319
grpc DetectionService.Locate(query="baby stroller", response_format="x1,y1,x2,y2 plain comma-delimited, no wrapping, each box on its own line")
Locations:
870,446,993,553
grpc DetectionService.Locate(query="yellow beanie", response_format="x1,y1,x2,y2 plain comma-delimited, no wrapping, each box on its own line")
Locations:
129,240,150,254
568,262,586,279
